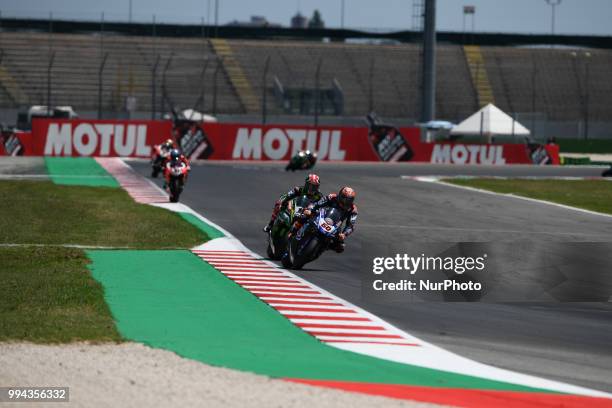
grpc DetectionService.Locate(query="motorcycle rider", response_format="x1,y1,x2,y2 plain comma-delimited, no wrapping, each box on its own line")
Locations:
290,186,358,253
304,150,317,168
151,139,176,178
286,150,318,171
163,149,191,190
263,174,322,232
156,138,175,158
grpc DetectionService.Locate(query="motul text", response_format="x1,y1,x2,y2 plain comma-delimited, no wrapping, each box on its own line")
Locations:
231,127,346,160
44,123,151,156
430,144,506,165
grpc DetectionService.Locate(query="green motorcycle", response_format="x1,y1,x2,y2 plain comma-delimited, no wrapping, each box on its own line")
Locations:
285,150,317,171
267,195,312,260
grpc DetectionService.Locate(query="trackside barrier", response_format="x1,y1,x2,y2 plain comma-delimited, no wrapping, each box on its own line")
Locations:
0,119,559,165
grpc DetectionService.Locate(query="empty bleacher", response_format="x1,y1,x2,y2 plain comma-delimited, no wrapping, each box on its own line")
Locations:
482,47,612,121
0,30,610,125
0,31,242,115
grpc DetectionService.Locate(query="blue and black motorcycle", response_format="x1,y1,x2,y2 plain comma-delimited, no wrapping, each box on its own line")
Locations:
281,207,343,269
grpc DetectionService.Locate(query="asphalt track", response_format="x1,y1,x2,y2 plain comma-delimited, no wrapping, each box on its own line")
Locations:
129,160,612,393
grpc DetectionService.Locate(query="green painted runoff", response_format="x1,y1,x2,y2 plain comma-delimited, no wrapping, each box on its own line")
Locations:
88,249,558,393
45,157,119,187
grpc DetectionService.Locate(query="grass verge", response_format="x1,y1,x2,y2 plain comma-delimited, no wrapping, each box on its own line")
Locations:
0,180,209,342
444,178,612,215
0,180,208,248
0,246,122,342
557,139,612,154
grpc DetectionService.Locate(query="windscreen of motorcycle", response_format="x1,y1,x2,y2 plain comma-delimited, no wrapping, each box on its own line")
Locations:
293,195,311,213
317,208,342,237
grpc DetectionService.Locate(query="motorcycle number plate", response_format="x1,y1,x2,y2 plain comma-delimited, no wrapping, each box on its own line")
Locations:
319,219,333,232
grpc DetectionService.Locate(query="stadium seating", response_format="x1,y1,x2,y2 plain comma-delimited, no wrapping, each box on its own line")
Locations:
226,39,476,121
0,32,242,115
0,30,610,123
481,47,612,121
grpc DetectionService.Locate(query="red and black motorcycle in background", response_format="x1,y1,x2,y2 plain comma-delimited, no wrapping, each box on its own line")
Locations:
164,160,189,203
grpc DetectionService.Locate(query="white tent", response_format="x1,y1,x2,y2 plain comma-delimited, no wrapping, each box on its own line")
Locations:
450,103,529,138
181,109,217,123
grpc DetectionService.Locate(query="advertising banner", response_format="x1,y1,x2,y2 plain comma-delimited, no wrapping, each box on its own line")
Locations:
28,119,172,157
200,123,558,165
199,123,420,162
3,119,559,165
421,142,559,165
0,129,30,156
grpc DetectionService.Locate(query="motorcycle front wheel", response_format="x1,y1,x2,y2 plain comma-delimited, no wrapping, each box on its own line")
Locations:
290,236,320,270
281,252,293,268
169,178,180,202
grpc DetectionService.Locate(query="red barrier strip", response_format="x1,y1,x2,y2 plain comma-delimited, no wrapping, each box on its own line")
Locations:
284,379,612,408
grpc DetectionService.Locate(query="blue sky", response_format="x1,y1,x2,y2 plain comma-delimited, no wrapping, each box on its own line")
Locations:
1,0,610,35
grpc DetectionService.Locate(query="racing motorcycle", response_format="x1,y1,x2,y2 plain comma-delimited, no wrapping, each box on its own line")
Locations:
286,150,317,171
267,195,312,260
165,161,189,203
151,145,171,178
282,207,343,269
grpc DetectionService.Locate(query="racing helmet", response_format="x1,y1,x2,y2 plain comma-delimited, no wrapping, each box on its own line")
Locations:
308,150,318,164
338,186,356,210
170,149,181,162
304,174,320,195
163,138,174,149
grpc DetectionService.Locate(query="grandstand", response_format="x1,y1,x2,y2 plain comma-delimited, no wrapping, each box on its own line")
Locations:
0,32,240,118
0,23,611,136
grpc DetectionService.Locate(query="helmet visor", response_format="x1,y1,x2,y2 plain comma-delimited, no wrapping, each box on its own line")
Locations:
339,194,354,209
304,182,318,195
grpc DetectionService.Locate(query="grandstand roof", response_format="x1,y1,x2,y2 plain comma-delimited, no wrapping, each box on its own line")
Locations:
2,17,612,49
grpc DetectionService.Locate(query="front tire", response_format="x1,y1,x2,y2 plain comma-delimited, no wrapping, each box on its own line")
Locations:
292,237,321,269
266,243,276,260
169,178,180,202
281,252,293,268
